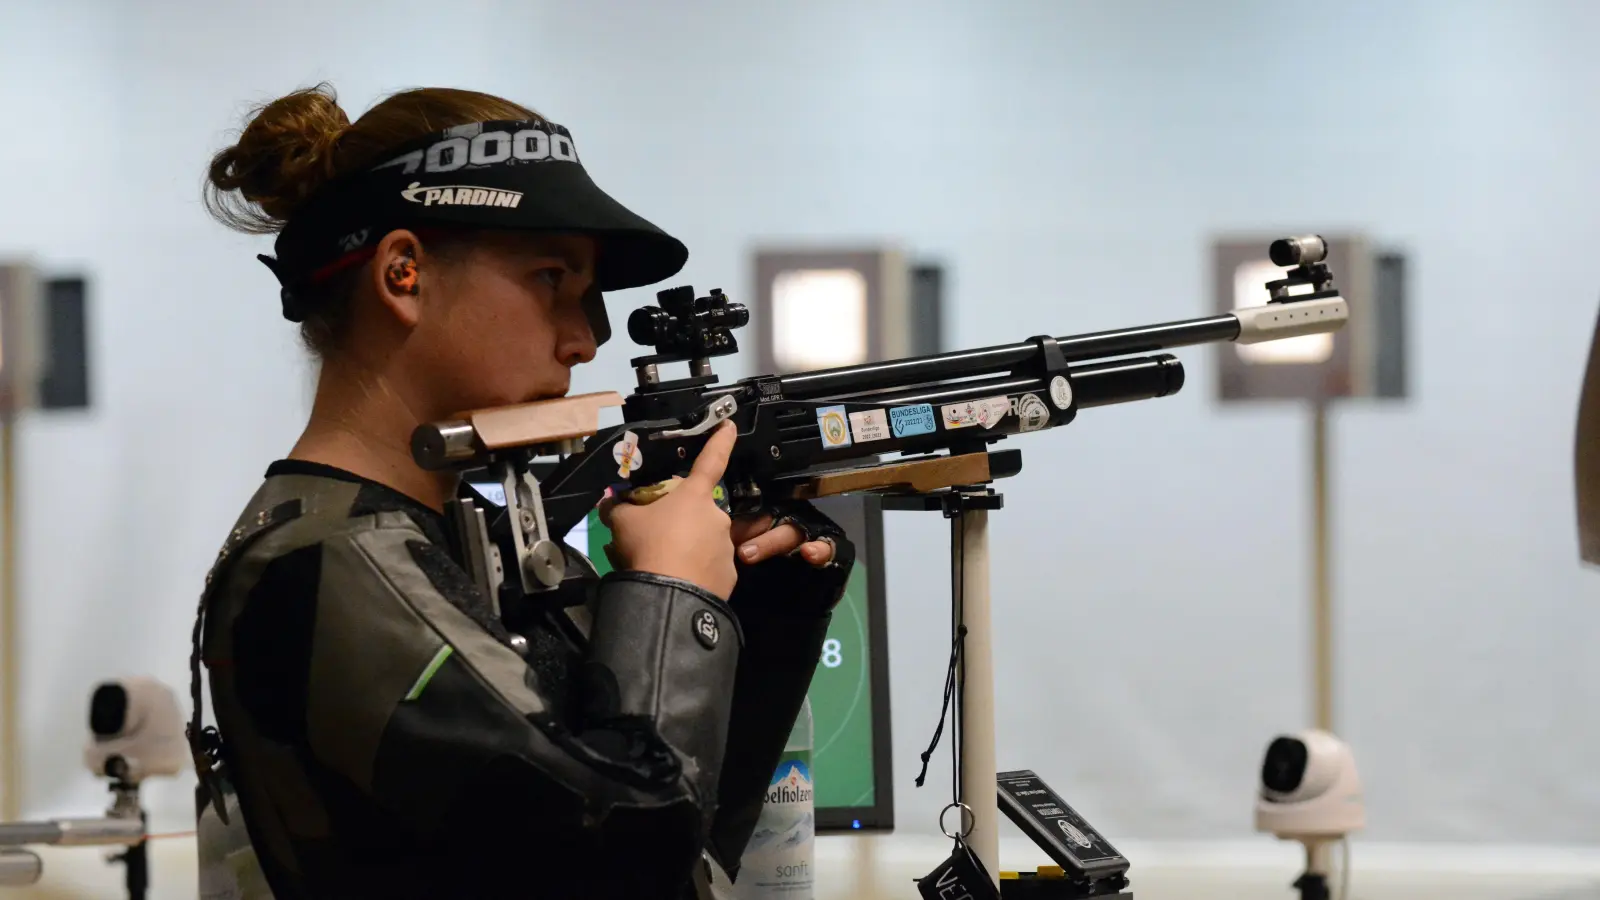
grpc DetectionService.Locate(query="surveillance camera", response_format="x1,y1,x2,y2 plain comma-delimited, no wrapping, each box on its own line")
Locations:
1254,729,1364,841
82,676,186,783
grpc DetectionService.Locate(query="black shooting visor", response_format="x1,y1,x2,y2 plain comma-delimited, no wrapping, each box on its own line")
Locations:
257,118,689,345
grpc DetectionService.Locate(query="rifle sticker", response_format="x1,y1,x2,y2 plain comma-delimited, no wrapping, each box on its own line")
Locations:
1016,393,1050,433
978,396,1011,428
942,395,1011,430
613,430,643,477
890,404,936,438
1049,375,1073,410
848,409,891,443
817,405,852,449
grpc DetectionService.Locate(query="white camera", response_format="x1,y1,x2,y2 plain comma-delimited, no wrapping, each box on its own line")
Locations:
82,676,187,784
1254,729,1365,840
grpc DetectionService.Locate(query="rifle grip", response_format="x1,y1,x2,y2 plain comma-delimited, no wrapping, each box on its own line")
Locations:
623,477,684,505
614,477,733,513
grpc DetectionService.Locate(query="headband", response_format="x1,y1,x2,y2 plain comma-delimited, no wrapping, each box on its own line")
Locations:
256,118,688,336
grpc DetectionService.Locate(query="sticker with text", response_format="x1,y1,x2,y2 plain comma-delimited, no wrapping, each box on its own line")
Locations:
942,396,1012,430
613,431,643,478
849,409,891,443
889,404,937,438
1015,393,1051,433
817,405,852,449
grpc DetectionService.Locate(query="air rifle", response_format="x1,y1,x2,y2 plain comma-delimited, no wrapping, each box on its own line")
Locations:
411,236,1347,627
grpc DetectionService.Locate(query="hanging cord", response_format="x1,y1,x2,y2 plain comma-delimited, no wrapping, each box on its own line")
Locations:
915,611,968,786
914,501,971,819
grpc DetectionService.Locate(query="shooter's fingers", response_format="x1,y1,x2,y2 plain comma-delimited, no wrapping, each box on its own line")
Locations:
683,421,736,494
730,512,777,547
737,523,804,564
797,539,836,567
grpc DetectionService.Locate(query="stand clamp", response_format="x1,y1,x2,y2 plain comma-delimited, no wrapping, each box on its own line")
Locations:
881,485,1005,516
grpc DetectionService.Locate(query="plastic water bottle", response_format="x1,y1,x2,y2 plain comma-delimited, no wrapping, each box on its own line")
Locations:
735,695,815,898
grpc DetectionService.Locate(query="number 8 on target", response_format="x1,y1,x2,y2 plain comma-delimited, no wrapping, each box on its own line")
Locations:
821,639,843,669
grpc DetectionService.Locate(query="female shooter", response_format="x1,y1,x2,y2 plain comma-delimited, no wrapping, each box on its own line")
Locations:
189,84,853,899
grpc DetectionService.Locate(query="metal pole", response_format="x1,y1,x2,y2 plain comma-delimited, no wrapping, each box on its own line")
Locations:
1311,403,1333,733
851,834,880,898
1296,842,1334,900
0,413,17,820
953,501,999,886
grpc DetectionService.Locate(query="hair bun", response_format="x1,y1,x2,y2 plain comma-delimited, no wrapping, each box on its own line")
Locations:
204,83,351,235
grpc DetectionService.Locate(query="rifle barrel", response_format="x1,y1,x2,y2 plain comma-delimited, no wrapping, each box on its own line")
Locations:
776,313,1238,400
836,354,1185,412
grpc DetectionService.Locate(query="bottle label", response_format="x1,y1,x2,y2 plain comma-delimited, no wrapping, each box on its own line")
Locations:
736,751,814,897
764,752,813,807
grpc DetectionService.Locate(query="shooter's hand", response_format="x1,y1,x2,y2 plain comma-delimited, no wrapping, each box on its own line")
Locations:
732,514,836,568
728,499,854,615
600,421,739,599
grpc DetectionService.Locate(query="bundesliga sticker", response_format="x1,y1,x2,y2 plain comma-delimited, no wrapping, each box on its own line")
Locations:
890,404,936,438
849,409,891,443
942,396,1011,430
816,405,852,449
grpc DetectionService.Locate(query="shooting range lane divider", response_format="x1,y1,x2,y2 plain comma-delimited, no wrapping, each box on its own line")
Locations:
0,818,145,846
0,814,149,890
406,237,1349,892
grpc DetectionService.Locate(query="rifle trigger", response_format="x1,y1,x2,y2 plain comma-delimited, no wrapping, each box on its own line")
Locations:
652,395,739,440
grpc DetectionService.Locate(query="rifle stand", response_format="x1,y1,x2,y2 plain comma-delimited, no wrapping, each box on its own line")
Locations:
108,782,148,900
0,777,147,896
887,487,1136,900
883,487,1005,889
1293,873,1330,900
1292,842,1334,900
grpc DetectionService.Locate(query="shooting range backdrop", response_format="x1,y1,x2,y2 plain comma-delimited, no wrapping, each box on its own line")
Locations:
2,0,1599,849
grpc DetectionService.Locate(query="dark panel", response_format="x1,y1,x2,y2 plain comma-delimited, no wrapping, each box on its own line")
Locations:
41,277,89,410
811,493,895,834
1374,253,1408,400
910,264,944,356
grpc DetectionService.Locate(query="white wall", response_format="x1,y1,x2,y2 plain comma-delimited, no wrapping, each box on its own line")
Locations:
3,0,1600,848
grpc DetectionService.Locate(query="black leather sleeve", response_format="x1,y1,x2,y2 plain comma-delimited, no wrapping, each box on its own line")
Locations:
580,571,745,813
292,527,745,898
703,500,856,877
